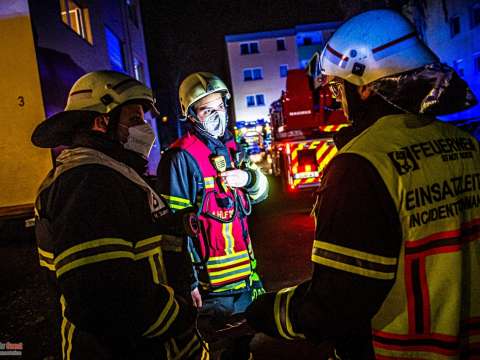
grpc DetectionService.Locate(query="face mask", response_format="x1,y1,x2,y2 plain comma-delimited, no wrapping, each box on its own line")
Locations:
123,123,156,159
200,110,227,138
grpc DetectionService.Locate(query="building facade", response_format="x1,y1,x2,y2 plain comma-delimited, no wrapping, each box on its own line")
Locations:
225,22,339,127
27,0,160,174
413,0,480,120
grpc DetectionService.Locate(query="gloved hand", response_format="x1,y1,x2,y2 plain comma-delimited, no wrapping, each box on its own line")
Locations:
250,271,266,301
191,287,202,308
220,169,249,188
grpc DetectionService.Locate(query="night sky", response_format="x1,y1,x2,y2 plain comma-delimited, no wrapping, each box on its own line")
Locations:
140,1,343,117
139,0,406,143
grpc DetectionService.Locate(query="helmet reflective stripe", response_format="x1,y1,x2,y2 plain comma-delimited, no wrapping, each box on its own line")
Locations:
69,89,93,100
65,70,158,115
371,32,416,61
324,44,349,69
178,72,230,117
319,9,438,86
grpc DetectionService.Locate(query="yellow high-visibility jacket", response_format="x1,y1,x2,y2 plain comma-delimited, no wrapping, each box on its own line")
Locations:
336,114,480,359
249,114,480,359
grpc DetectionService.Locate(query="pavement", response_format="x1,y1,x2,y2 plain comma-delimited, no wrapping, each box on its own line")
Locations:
0,175,326,359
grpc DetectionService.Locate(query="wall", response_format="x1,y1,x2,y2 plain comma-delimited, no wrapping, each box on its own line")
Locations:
226,31,298,123
421,0,480,120
0,0,51,215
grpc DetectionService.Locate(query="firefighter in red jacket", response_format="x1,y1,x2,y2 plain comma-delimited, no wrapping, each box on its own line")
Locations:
246,9,480,359
156,72,268,359
32,71,207,360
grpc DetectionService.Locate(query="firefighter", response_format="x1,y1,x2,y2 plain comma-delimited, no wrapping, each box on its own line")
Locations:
246,9,480,359
156,72,268,359
31,71,208,360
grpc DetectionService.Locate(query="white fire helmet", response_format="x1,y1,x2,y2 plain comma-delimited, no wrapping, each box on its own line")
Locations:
319,9,438,86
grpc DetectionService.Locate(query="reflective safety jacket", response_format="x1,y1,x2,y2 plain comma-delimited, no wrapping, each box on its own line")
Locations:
339,115,480,359
35,143,208,360
246,115,480,359
157,130,268,294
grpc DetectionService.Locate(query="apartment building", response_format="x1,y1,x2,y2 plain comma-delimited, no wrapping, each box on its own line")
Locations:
25,0,159,174
417,0,480,120
225,22,339,126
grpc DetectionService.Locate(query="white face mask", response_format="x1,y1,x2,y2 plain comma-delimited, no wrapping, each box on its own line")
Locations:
123,123,156,159
201,110,227,138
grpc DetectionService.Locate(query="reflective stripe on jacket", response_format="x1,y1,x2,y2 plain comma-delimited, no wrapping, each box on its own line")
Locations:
35,146,203,360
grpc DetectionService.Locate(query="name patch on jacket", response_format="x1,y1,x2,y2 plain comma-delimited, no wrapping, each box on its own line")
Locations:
388,137,477,175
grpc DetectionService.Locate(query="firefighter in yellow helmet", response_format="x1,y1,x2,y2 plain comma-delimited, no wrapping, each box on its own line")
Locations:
156,72,268,359
246,9,480,359
32,71,208,359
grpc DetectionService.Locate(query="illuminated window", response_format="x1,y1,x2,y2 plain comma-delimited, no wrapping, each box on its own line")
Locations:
246,95,255,107
126,0,139,27
60,0,93,44
105,26,125,72
450,16,461,37
280,64,288,77
246,94,265,107
474,54,480,73
243,69,253,81
453,59,464,77
240,43,249,55
243,67,263,81
471,3,480,28
133,57,145,82
240,42,259,55
303,37,312,45
255,94,265,106
277,38,286,51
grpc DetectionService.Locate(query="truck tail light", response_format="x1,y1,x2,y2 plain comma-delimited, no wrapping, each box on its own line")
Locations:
297,149,318,172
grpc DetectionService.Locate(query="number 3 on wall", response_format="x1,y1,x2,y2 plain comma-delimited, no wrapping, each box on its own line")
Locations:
18,96,25,107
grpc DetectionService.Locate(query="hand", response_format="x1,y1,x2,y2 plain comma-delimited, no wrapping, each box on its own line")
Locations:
220,169,249,188
191,287,202,308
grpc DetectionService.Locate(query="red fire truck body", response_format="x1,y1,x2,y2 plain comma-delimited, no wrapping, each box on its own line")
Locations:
269,69,349,191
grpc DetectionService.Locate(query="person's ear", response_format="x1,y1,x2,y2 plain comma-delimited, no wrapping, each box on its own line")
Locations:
92,114,109,133
358,85,374,100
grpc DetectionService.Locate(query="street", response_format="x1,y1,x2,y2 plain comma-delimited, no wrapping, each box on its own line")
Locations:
0,175,323,359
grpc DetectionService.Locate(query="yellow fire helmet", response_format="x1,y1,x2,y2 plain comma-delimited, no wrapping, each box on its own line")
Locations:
32,70,159,148
319,9,438,86
178,72,231,118
64,70,158,114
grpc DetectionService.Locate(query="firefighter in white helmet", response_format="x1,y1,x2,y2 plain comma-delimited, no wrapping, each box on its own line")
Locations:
246,9,480,359
156,72,268,359
32,70,207,359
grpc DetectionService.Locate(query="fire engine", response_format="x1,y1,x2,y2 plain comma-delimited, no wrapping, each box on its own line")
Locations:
269,67,349,192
